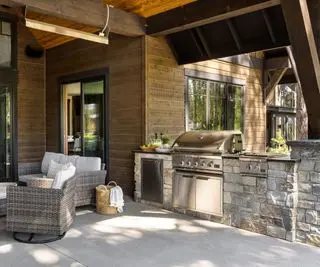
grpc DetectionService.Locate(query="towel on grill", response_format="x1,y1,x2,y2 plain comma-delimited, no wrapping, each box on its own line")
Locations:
109,185,124,213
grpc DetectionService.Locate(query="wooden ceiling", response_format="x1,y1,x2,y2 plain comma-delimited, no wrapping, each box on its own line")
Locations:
26,0,197,49
26,11,98,50
104,0,197,17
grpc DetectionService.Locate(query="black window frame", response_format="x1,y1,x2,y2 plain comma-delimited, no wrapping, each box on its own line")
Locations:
0,12,17,182
59,68,109,170
185,73,245,132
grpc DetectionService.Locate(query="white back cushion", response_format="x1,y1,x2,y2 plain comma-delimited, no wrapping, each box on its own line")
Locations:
47,160,65,178
41,152,62,174
75,157,101,173
51,163,76,189
59,154,80,167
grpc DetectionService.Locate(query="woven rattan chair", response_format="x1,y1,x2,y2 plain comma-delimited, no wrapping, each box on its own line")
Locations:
6,177,76,243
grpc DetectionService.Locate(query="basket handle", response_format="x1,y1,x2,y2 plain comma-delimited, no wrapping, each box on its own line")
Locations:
107,181,117,187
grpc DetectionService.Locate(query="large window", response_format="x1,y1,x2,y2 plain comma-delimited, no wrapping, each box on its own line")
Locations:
267,83,298,145
0,20,12,68
186,77,243,131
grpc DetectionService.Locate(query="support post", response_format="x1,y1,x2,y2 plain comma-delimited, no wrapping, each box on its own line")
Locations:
281,0,320,138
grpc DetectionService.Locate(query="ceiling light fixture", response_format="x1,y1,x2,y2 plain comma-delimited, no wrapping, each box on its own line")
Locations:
25,18,109,45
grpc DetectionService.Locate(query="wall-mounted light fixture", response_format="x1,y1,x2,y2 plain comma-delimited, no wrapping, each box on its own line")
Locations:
25,18,109,45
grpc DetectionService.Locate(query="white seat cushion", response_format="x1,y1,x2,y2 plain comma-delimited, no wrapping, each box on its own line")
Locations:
19,173,43,183
52,163,76,189
47,160,65,178
75,157,101,173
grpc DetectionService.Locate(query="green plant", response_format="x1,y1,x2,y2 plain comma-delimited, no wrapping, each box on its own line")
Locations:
160,133,170,145
268,131,289,154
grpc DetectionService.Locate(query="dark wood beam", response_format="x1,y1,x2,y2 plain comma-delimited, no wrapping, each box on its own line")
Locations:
281,0,320,138
262,9,276,44
7,0,145,37
195,28,211,57
286,46,301,87
189,29,205,57
226,19,242,51
265,56,291,69
147,0,281,36
265,68,288,103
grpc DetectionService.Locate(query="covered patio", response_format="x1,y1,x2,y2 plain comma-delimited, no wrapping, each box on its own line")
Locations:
1,200,320,267
1,0,320,265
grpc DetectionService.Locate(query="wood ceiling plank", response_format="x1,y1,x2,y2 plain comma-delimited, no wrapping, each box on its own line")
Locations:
104,0,197,17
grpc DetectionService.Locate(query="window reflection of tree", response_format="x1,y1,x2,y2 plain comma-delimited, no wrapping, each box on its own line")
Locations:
187,77,243,131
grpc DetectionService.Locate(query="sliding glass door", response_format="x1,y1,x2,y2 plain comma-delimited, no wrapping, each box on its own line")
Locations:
83,80,105,159
62,77,106,162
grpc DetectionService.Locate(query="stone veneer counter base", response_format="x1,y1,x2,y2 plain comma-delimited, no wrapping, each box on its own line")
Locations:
134,145,320,247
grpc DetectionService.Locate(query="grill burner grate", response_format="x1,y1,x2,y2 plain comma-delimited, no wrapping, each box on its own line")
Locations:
172,130,244,174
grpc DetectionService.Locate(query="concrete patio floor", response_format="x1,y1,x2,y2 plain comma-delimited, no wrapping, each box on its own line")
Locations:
1,201,320,267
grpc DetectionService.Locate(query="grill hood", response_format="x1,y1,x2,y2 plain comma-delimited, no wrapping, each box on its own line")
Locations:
173,130,244,153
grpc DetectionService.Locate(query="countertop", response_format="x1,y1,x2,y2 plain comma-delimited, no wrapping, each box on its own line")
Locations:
132,150,173,155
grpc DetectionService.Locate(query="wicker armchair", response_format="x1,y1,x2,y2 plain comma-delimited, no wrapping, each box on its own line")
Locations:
6,177,76,243
18,155,107,207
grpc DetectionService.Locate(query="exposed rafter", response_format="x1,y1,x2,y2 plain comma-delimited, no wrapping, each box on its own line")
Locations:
147,0,281,36
195,28,211,57
262,9,276,44
226,19,242,51
189,29,205,57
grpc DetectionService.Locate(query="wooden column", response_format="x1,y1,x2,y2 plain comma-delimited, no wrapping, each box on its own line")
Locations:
281,0,320,138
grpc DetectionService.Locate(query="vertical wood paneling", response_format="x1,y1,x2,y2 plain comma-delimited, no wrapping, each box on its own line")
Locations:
17,24,46,163
145,36,185,141
46,36,143,195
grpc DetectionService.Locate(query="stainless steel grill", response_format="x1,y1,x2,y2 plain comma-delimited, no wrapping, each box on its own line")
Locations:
171,130,244,217
172,130,244,173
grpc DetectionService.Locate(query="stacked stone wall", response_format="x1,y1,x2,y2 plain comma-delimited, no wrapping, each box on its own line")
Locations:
222,157,298,241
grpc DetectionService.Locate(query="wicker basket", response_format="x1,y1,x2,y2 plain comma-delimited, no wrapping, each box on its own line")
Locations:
96,182,118,215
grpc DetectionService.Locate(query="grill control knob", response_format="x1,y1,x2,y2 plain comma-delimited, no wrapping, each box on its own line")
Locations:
181,161,185,166
208,162,214,168
187,161,192,166
194,162,199,167
202,162,206,167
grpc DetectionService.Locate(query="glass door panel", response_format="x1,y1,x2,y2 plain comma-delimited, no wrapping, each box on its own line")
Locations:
0,86,11,180
82,80,104,160
63,82,82,156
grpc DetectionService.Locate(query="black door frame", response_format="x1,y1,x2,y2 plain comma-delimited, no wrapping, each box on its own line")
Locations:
0,12,18,182
58,68,109,169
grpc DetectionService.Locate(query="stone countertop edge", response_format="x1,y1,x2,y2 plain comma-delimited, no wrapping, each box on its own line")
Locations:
222,153,300,162
132,150,173,155
287,140,320,147
266,157,300,163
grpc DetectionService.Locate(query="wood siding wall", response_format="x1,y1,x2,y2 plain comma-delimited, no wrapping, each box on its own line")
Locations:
46,36,143,194
17,24,46,163
145,36,265,151
145,36,185,141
